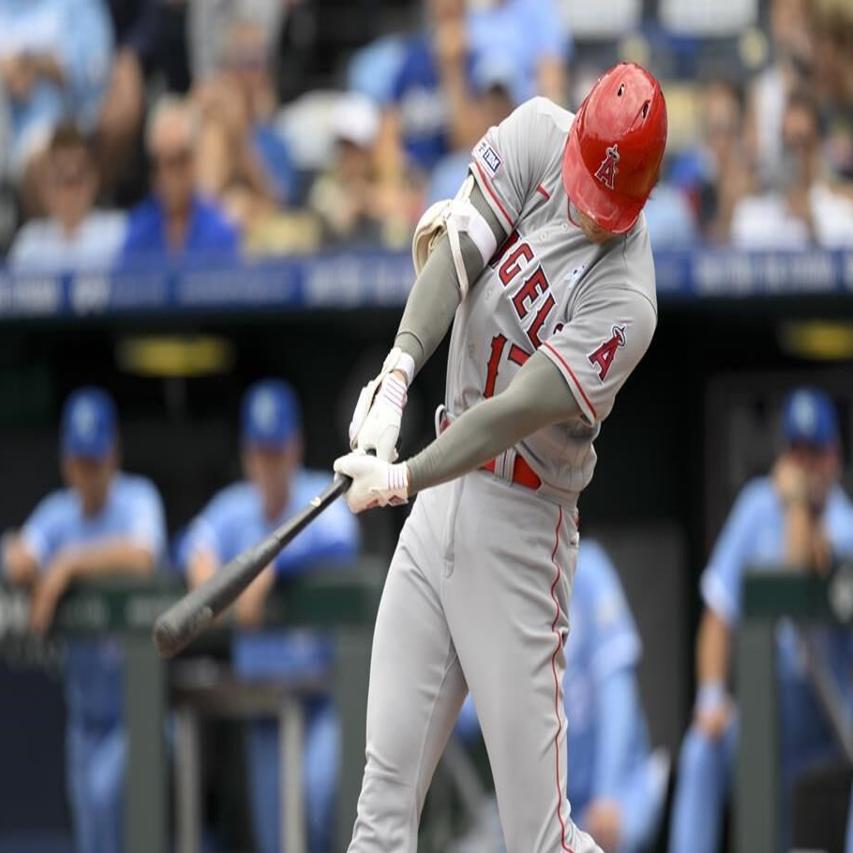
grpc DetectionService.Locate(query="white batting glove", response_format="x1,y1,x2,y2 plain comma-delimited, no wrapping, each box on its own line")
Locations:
334,452,410,513
349,348,415,462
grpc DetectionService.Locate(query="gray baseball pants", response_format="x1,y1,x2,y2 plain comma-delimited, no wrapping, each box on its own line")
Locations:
347,470,603,853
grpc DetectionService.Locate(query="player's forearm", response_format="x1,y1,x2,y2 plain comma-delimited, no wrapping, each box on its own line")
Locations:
60,539,156,579
696,608,731,688
593,668,639,798
406,351,581,493
395,183,505,374
2,534,38,587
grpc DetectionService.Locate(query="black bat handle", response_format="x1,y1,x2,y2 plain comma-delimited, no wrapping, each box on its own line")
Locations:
152,474,352,658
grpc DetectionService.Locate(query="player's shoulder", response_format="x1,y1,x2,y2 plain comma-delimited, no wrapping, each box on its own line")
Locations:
30,487,75,521
205,481,258,517
827,483,853,518
113,472,162,503
731,475,777,517
507,97,574,150
293,468,335,504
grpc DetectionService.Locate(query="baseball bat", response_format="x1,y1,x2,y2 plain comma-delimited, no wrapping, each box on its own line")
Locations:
153,472,352,658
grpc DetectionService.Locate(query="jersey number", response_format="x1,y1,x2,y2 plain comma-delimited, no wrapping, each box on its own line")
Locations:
484,334,530,398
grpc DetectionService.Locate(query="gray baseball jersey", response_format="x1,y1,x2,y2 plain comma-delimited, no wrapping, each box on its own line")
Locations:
347,97,657,853
452,96,657,504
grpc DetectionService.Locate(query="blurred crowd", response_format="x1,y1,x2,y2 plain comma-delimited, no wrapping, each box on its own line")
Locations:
1,0,853,274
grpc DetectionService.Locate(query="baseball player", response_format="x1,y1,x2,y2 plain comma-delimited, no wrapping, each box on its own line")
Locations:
181,379,359,853
333,62,668,852
2,387,167,853
668,388,853,853
455,540,669,853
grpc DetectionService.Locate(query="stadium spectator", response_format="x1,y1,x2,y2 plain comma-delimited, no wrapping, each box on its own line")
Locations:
809,0,853,183
97,0,160,201
745,0,814,188
307,94,391,247
731,92,853,248
0,0,113,212
456,541,668,853
425,51,519,205
193,17,296,231
180,380,359,853
379,0,478,185
669,388,853,853
670,79,753,243
122,97,239,261
1,387,167,853
8,123,125,271
465,0,569,105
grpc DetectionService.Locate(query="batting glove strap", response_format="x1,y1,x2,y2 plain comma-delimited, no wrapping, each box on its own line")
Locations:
334,453,410,513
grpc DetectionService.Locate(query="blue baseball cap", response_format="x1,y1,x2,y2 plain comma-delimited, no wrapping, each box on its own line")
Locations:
61,387,117,459
241,379,302,448
782,387,839,448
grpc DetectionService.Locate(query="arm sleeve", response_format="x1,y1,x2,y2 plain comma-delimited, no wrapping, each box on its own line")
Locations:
61,0,113,128
585,545,642,681
540,285,656,426
395,181,506,373
593,669,641,799
469,97,553,232
126,483,167,562
407,349,581,493
700,482,765,626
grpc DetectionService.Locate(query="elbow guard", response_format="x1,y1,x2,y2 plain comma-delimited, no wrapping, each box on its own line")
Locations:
411,175,498,298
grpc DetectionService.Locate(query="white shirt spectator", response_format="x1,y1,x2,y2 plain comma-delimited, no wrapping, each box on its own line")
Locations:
731,185,853,250
9,210,126,272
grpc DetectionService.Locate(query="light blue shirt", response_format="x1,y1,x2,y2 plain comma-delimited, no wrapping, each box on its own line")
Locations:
22,472,167,723
0,0,112,170
701,477,853,624
181,469,359,680
701,476,853,758
466,0,570,102
565,541,649,808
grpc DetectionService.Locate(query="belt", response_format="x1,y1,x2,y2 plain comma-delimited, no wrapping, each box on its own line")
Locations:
436,405,542,492
480,454,542,490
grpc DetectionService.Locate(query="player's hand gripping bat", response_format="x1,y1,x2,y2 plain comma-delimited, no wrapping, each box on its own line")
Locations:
152,470,353,658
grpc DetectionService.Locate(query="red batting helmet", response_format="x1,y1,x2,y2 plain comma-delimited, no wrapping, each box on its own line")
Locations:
562,63,667,234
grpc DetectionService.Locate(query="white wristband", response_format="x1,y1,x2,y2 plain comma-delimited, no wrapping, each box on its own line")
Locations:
696,681,728,713
382,347,415,386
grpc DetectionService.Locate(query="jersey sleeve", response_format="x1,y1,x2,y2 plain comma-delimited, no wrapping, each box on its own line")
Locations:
125,481,167,562
699,480,766,625
581,543,642,681
469,97,556,233
180,494,234,569
20,493,68,570
540,285,656,426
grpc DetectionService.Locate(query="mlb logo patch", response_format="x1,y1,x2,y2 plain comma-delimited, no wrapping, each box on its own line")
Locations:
475,139,502,176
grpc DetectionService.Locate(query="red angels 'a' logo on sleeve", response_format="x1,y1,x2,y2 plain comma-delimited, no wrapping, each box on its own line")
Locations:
594,144,620,191
588,324,626,381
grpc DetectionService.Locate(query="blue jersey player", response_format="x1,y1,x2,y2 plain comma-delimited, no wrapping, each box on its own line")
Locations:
457,540,668,853
669,387,853,853
181,379,359,853
2,387,167,853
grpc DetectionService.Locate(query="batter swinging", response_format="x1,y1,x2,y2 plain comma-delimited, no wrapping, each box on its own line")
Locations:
334,63,668,853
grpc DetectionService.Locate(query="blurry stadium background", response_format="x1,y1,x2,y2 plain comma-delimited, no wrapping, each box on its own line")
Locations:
0,0,852,851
